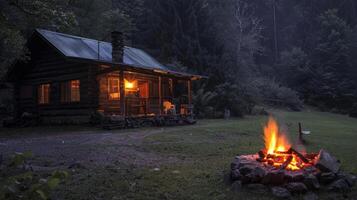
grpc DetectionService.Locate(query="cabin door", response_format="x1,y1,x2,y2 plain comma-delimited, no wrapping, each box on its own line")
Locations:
138,81,149,114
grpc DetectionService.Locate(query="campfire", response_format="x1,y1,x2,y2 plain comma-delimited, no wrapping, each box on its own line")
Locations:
258,117,317,171
229,117,356,199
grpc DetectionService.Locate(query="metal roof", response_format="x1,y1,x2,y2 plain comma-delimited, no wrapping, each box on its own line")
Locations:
36,29,168,71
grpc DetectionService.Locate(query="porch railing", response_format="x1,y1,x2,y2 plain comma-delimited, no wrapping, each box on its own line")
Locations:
124,97,192,116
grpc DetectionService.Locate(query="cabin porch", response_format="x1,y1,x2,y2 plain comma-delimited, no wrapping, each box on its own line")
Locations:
96,66,194,119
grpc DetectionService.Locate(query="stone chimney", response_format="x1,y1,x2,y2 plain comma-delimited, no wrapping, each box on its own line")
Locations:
111,31,124,63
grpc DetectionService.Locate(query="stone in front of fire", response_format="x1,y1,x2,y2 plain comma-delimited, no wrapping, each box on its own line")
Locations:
239,164,256,176
337,172,357,187
231,169,241,181
285,171,305,182
319,172,336,184
304,165,319,175
231,156,241,170
231,154,260,170
262,170,285,185
271,186,291,199
285,182,308,194
328,178,350,192
314,149,340,173
250,166,267,183
242,166,267,183
304,174,320,190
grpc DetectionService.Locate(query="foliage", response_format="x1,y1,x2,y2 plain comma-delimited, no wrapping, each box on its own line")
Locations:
248,77,303,111
1,0,357,116
192,87,217,118
0,24,27,79
307,9,355,112
212,82,255,117
0,152,68,200
279,47,310,91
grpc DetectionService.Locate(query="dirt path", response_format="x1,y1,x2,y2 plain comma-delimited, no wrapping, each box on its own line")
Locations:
0,128,178,169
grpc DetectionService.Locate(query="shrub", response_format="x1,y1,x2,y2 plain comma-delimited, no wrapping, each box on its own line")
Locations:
249,77,303,111
0,152,68,200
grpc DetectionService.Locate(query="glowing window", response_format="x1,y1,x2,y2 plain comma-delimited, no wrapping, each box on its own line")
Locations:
61,80,80,103
108,77,120,100
38,84,50,104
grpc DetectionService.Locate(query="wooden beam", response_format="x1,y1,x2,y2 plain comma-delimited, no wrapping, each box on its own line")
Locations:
188,80,192,106
95,63,203,80
169,78,173,97
119,70,125,116
158,76,162,115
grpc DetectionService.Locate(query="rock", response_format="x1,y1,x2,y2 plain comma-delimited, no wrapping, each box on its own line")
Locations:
231,181,242,192
231,156,241,170
304,166,319,174
240,174,252,184
328,179,350,192
337,172,356,187
246,183,268,194
319,172,336,184
285,171,305,182
304,174,320,190
239,164,256,175
248,166,267,183
231,169,242,181
238,154,259,167
271,186,291,199
262,170,285,185
303,192,319,200
286,182,308,194
314,149,340,173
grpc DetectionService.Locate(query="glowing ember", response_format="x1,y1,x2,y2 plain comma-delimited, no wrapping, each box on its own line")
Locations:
261,117,316,171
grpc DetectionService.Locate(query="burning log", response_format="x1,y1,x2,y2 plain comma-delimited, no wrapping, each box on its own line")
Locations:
258,150,266,159
279,155,293,170
256,150,266,162
274,148,292,154
290,148,309,164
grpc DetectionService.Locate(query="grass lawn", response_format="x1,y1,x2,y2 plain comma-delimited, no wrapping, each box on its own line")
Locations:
51,109,357,200
1,110,353,199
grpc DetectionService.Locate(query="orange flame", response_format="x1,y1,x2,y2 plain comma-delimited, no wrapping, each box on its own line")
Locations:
263,117,307,171
264,117,291,154
261,117,318,171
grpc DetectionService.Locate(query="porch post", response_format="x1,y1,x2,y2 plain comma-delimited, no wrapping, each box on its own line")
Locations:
188,79,192,106
169,78,173,98
158,76,162,115
187,79,192,115
119,69,125,116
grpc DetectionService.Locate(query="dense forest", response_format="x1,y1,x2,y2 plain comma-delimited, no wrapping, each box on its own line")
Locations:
1,0,357,117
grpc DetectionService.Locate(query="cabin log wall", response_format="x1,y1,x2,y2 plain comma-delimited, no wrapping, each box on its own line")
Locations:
14,33,196,124
15,35,95,124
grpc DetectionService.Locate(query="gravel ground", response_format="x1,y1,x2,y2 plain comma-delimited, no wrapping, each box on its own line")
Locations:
0,127,179,170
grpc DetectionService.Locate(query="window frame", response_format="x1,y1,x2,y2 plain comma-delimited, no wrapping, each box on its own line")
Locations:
60,79,81,104
108,77,120,101
38,83,50,105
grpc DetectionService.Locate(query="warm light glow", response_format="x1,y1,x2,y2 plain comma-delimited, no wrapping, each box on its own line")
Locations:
262,117,308,171
125,81,134,89
124,79,136,90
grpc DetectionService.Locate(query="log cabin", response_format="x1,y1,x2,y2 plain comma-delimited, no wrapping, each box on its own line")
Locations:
8,29,203,126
